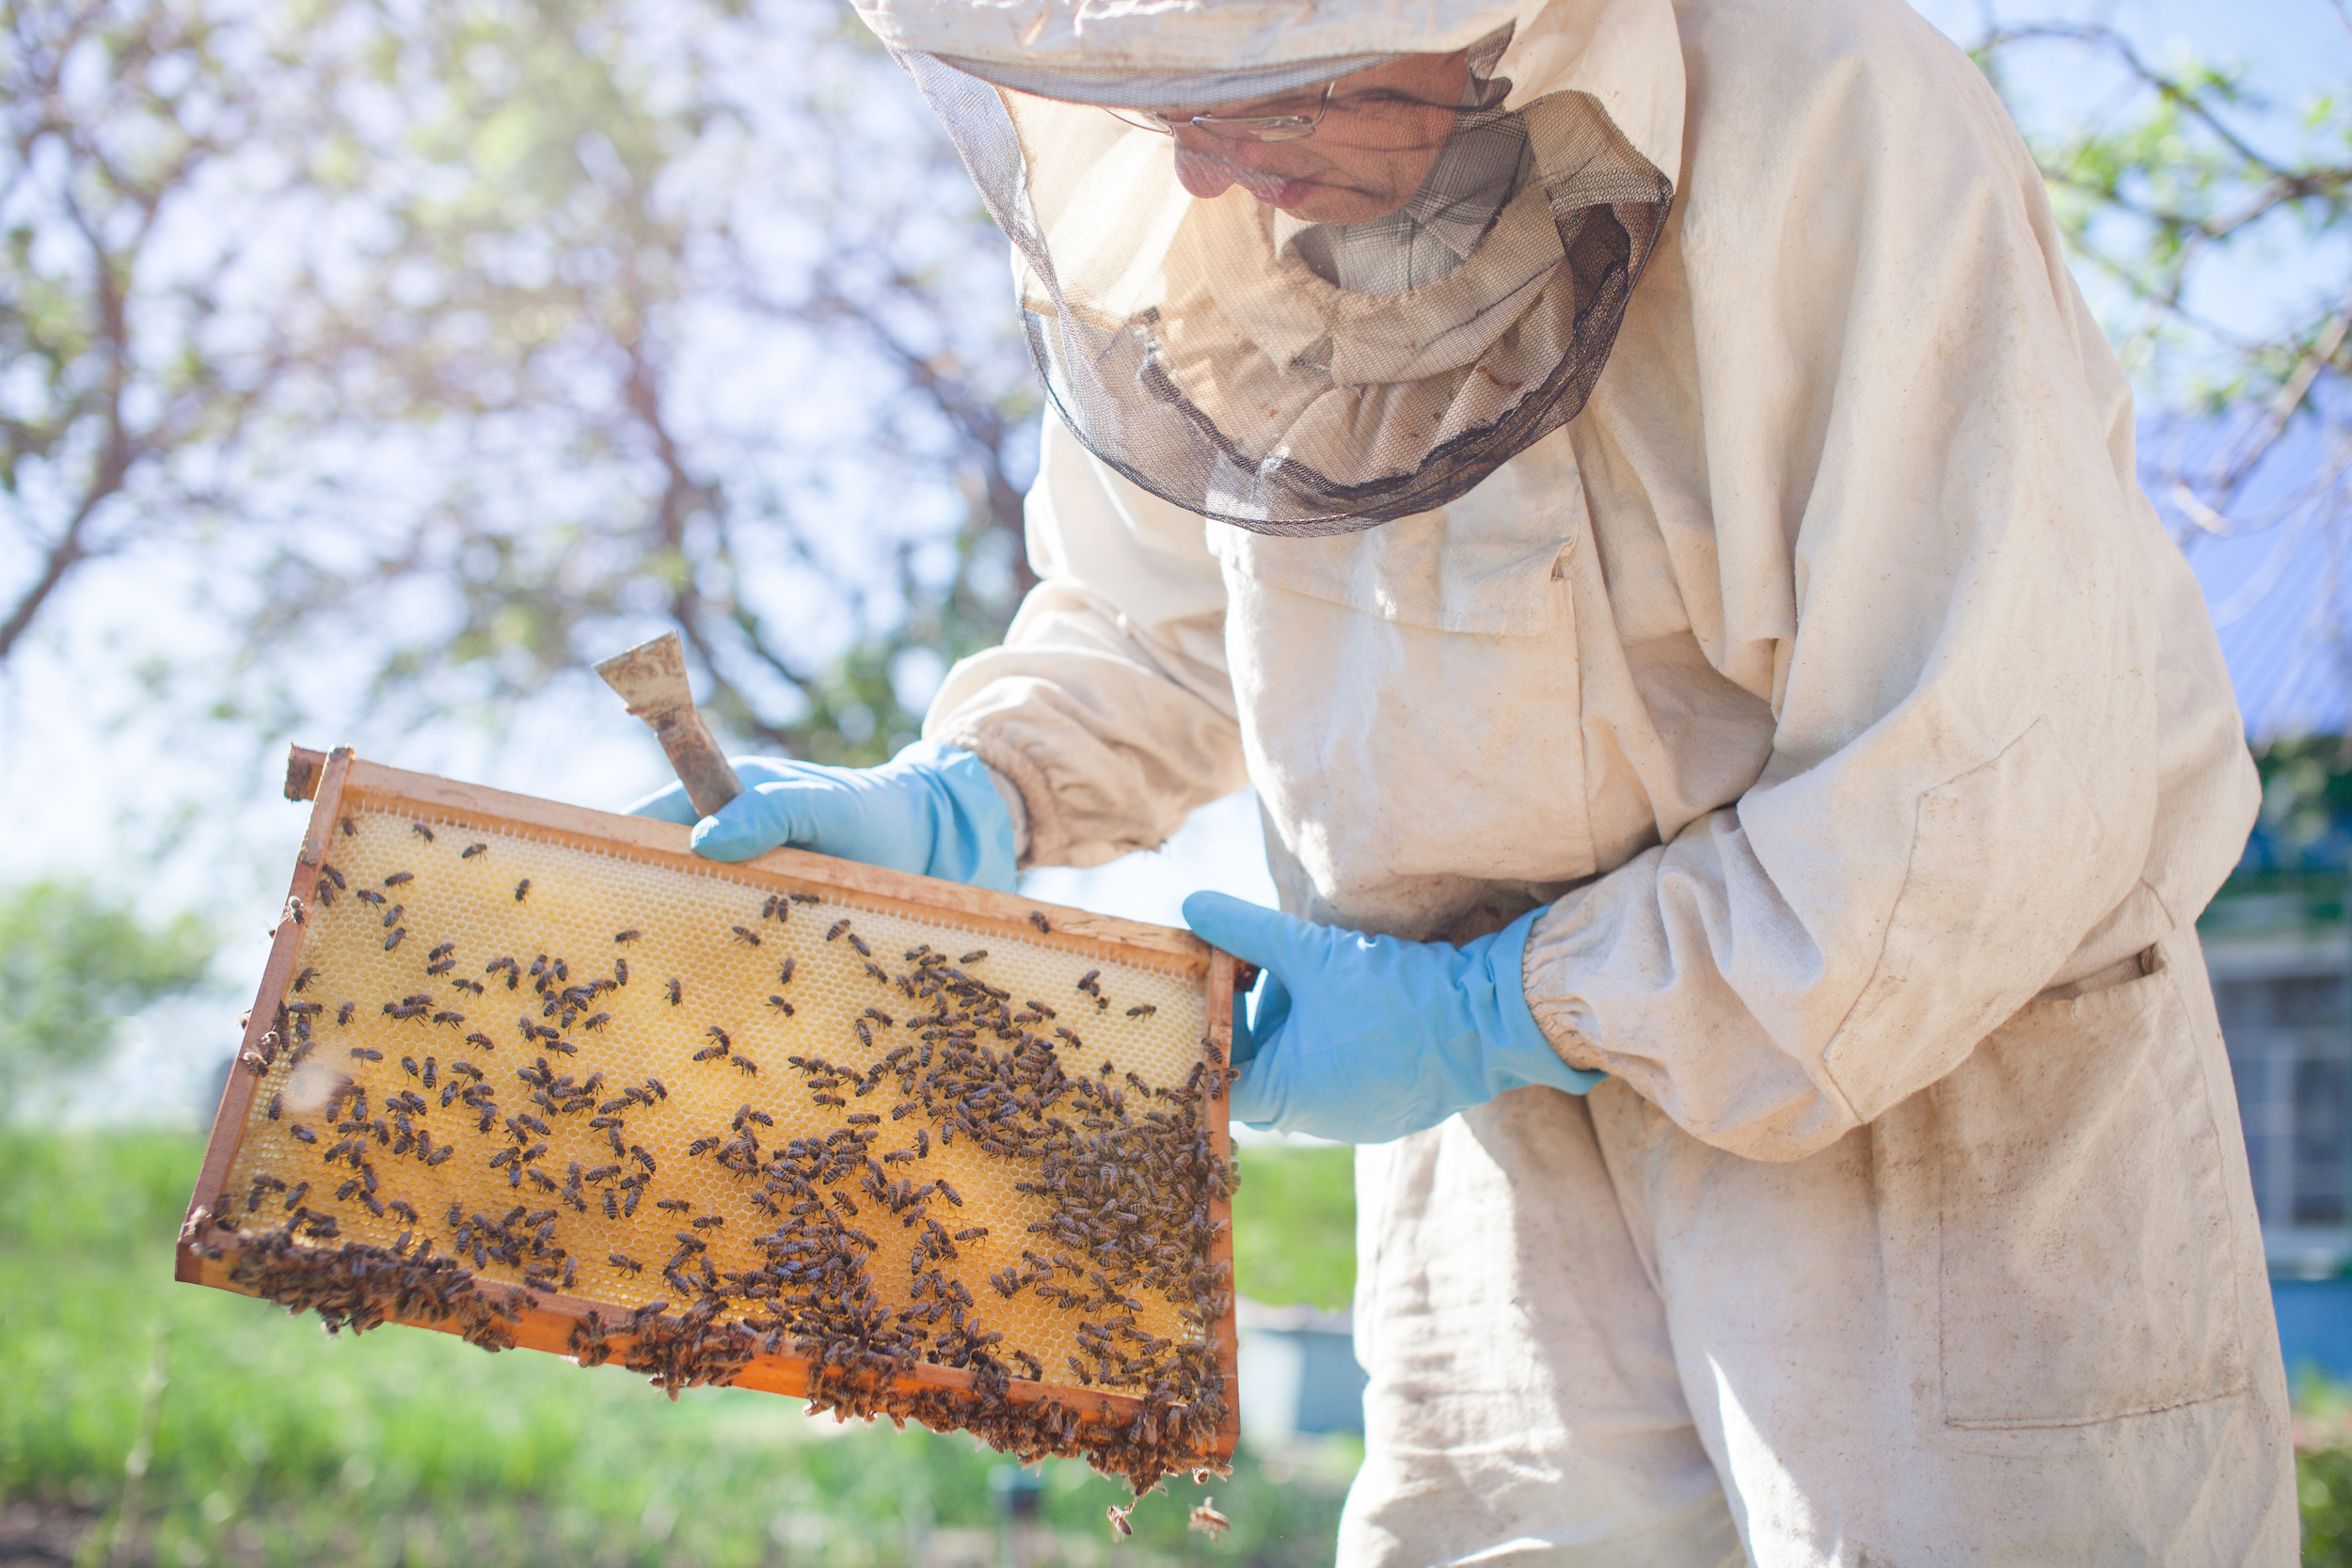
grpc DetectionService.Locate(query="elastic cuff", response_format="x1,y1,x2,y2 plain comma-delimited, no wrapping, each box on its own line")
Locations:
980,765,1030,863
936,729,1057,870
1493,907,1607,1096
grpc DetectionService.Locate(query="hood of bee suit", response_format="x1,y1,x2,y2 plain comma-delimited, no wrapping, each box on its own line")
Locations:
852,0,1686,535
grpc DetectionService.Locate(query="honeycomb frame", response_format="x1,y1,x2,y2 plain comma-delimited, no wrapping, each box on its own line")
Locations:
178,746,1241,1470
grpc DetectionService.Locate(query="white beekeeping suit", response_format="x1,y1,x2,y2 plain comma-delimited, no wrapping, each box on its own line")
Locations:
852,0,2299,1558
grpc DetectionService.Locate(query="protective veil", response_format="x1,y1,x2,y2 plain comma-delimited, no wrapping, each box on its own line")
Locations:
858,0,1681,533
867,0,2299,1560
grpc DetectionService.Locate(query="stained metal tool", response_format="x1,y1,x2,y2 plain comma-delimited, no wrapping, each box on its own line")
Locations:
595,631,743,818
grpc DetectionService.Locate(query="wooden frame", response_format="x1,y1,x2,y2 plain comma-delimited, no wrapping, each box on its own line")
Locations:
180,745,1241,1464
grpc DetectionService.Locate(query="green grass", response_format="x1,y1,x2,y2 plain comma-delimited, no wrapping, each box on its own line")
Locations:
1229,1148,1354,1316
0,1131,1360,1566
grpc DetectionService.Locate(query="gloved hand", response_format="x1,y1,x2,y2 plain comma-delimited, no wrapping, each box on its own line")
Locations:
1183,892,1603,1144
628,740,1020,892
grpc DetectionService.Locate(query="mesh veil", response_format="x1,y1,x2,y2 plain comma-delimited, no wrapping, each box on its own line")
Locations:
899,47,1673,536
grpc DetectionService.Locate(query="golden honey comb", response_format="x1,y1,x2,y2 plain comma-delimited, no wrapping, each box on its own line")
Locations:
180,748,1240,1485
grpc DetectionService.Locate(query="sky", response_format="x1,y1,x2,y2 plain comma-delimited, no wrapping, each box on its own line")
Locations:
2,0,2343,1124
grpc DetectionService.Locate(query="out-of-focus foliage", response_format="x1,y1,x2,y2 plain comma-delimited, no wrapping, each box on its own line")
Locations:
2241,733,2352,876
0,0,309,662
0,879,212,1101
1232,1146,1356,1314
3,0,1034,765
1973,6,2352,546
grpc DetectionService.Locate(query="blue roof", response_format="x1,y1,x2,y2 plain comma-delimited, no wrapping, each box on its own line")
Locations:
2165,400,2352,743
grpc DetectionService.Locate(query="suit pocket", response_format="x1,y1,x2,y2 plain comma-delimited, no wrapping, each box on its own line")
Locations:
1934,955,2247,1428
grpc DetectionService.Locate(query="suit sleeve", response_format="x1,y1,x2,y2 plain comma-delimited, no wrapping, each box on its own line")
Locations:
922,419,1250,867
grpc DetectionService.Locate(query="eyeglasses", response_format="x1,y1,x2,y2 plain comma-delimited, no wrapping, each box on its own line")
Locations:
1106,81,1334,143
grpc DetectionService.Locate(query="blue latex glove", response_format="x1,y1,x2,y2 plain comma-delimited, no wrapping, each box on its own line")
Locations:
627,740,1019,892
1183,892,1603,1144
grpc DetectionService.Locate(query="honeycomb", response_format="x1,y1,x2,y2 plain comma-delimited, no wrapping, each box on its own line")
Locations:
209,797,1228,1432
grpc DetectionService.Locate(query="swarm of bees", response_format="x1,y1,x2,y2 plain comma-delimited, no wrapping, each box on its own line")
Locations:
189,807,1238,1502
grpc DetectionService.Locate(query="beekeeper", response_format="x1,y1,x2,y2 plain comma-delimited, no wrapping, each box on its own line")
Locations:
633,0,2297,1557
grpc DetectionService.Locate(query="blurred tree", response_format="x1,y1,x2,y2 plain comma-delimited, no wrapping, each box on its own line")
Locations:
4,0,1034,766
1972,4,2352,544
0,879,213,1101
0,0,310,661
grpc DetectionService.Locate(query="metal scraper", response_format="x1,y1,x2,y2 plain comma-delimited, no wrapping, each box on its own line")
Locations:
595,631,743,818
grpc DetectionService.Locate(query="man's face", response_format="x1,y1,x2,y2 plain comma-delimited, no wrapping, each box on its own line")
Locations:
1139,52,1472,227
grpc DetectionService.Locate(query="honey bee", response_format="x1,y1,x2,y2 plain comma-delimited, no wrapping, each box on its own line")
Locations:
960,950,987,964
384,929,406,952
266,1093,283,1120
292,966,317,993
768,995,795,1015
514,879,531,901
614,929,642,944
609,1254,644,1275
613,959,628,986
1187,1501,1231,1541
289,1125,318,1144
666,978,682,1006
789,892,819,905
730,926,761,946
1076,970,1101,995
826,920,850,942
732,1056,758,1076
318,864,346,891
410,821,435,842
777,958,794,985
340,816,356,835
1028,911,1052,933
1126,1004,1156,1018
349,1048,384,1062
581,1013,612,1032
385,871,415,888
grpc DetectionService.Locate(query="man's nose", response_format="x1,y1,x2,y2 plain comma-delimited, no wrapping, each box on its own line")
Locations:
1170,131,1278,201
